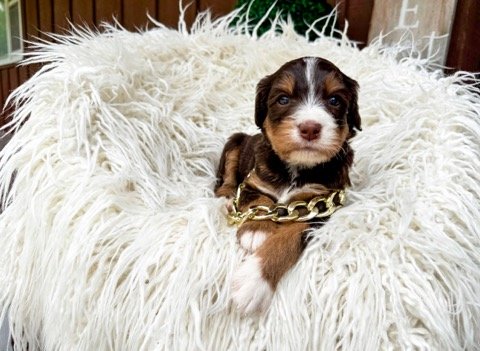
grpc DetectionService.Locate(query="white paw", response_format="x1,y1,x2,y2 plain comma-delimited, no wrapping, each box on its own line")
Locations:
232,255,274,314
225,198,234,213
239,230,267,252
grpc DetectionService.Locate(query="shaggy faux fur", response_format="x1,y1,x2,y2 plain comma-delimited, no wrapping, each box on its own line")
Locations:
1,9,479,351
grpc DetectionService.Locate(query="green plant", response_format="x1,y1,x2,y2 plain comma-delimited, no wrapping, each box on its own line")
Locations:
235,0,335,39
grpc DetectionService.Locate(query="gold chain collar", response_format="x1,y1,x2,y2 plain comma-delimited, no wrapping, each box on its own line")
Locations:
227,175,346,226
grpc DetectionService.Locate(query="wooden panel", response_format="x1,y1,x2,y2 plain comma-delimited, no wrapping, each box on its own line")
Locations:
157,0,196,28
37,0,54,38
18,65,29,83
122,0,157,30
336,0,374,47
1,70,9,102
0,72,3,107
24,0,40,42
198,0,236,17
95,0,122,26
1,69,11,124
8,68,18,94
72,0,95,27
368,0,457,65
446,0,480,72
53,0,71,33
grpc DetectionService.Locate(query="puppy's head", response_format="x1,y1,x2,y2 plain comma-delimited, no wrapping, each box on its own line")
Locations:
255,57,361,168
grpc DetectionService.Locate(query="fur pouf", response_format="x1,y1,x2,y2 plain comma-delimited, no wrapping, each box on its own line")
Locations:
1,10,479,350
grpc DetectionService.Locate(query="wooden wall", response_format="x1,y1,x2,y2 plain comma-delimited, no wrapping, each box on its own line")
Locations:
446,0,480,72
0,0,236,125
334,0,374,49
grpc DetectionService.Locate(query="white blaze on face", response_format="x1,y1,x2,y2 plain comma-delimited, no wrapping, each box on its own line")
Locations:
286,58,339,167
305,57,318,105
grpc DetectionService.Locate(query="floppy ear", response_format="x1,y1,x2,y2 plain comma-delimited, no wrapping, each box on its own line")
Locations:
345,77,362,138
255,75,273,129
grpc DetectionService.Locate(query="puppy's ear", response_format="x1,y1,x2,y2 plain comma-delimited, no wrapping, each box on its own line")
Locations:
345,77,362,138
255,75,273,129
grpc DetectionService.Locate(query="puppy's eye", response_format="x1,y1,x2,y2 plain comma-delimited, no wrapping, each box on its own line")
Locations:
328,96,340,106
277,95,290,105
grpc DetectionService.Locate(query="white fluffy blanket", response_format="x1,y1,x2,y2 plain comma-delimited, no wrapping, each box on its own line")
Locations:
1,10,479,350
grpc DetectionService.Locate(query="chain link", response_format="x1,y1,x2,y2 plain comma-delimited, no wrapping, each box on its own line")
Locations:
227,180,346,226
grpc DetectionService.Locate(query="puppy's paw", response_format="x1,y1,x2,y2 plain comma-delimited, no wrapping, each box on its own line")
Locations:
239,230,267,252
232,255,273,315
237,221,276,253
225,197,234,213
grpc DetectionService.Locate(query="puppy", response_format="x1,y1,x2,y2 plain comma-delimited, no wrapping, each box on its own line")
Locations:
215,57,361,314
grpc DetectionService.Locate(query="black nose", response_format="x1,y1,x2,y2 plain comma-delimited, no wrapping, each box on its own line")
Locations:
299,121,322,141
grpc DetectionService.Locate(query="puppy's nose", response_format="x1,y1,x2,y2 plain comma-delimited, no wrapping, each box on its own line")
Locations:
299,121,322,141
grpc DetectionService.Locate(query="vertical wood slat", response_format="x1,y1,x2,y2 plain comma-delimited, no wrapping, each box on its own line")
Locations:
1,70,12,125
198,0,236,18
37,0,54,39
122,0,157,31
334,0,374,48
18,65,29,83
24,0,40,77
95,0,122,26
71,0,95,27
157,0,197,29
53,0,71,34
446,0,480,72
24,0,39,42
8,68,18,95
1,70,8,98
0,72,4,111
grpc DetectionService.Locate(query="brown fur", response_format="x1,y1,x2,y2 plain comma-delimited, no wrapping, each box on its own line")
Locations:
264,118,298,163
214,148,241,198
256,222,309,288
275,72,295,96
323,71,346,96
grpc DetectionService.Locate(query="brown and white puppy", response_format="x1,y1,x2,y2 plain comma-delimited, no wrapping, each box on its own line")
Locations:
215,57,361,314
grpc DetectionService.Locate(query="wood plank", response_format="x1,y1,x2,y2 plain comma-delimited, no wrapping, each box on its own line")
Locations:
157,0,196,29
71,0,95,27
18,66,29,85
157,0,179,28
122,0,157,30
8,67,19,93
198,0,235,17
28,63,41,80
368,0,457,65
37,0,54,39
2,70,11,110
344,0,374,47
446,0,480,72
53,0,72,34
20,0,29,45
0,71,4,108
95,0,122,26
24,0,40,44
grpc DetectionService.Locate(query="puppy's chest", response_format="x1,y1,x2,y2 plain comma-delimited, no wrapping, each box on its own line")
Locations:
254,179,329,204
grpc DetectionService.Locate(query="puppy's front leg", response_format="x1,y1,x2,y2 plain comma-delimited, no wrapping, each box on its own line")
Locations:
233,221,309,314
234,171,282,252
237,221,279,253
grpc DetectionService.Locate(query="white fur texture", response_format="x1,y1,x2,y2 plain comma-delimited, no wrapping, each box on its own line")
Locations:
0,9,479,351
239,231,267,252
232,255,273,314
